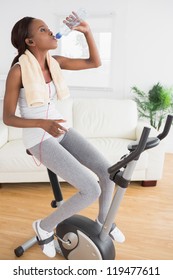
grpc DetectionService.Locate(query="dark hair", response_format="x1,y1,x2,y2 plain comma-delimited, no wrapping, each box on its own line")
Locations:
11,16,35,67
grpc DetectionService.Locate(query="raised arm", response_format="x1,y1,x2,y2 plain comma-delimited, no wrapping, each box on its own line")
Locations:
54,20,102,70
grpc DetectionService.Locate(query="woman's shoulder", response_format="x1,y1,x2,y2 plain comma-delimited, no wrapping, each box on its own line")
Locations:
8,63,21,78
6,63,22,86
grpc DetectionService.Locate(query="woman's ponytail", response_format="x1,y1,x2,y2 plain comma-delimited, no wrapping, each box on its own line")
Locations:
11,16,34,67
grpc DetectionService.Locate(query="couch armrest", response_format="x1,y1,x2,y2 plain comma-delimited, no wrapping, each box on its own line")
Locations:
0,120,8,148
136,120,166,181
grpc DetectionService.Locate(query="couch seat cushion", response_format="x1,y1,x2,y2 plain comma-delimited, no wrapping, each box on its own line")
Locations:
0,139,46,173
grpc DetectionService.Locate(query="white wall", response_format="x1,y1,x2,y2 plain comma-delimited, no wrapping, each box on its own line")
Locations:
1,0,173,92
0,0,173,152
125,0,173,94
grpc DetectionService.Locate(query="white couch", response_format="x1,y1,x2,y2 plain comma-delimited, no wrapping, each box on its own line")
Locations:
0,98,165,186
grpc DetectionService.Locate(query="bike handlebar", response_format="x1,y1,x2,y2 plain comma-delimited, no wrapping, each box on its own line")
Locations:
108,114,173,175
157,115,173,140
108,127,150,174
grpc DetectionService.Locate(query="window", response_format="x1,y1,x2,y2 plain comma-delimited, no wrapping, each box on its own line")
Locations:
56,13,115,89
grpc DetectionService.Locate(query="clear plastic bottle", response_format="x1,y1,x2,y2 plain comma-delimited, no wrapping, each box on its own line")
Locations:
56,8,87,39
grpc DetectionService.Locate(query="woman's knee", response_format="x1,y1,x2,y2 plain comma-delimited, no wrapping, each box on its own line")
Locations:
83,181,101,203
92,182,101,198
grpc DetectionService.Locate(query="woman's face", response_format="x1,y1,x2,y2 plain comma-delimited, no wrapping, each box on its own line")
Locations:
27,19,58,50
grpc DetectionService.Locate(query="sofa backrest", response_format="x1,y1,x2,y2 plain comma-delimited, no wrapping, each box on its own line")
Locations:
73,98,138,140
0,99,3,120
2,97,138,141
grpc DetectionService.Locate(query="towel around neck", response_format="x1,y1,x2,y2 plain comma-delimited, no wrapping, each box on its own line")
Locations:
19,49,70,107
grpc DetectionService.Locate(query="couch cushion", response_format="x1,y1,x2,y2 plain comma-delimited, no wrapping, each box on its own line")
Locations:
73,99,138,139
88,137,148,171
0,139,47,173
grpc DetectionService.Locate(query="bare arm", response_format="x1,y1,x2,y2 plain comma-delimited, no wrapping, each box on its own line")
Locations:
54,20,102,70
3,65,67,137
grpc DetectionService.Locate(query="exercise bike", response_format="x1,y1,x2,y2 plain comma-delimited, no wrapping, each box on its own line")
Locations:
14,115,173,259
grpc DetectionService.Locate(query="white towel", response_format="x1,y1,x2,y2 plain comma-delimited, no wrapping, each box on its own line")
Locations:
19,49,70,107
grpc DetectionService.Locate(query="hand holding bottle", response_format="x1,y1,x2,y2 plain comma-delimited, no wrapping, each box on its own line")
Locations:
56,8,88,39
64,12,90,34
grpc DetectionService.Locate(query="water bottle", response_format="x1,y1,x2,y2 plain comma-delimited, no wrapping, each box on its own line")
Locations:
56,8,87,39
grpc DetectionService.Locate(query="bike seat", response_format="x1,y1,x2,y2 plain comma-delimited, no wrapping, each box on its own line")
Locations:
128,137,160,152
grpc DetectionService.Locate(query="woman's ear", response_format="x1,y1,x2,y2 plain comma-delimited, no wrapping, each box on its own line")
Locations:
25,38,35,46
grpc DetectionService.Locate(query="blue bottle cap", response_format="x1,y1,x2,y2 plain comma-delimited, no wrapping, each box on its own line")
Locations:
56,32,62,39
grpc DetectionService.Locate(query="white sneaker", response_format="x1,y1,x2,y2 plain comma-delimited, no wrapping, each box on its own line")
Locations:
109,223,125,243
96,219,125,243
32,219,56,258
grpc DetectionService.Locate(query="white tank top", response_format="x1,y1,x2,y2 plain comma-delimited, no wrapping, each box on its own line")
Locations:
18,81,69,149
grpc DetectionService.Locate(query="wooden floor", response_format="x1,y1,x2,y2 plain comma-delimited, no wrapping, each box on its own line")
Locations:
0,153,173,260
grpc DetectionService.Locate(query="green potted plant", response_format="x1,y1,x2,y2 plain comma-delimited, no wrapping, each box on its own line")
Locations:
132,82,173,130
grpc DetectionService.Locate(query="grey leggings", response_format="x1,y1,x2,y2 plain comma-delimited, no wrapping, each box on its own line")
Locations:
29,128,115,232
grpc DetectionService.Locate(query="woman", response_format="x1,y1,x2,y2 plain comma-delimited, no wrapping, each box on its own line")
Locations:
3,13,125,258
